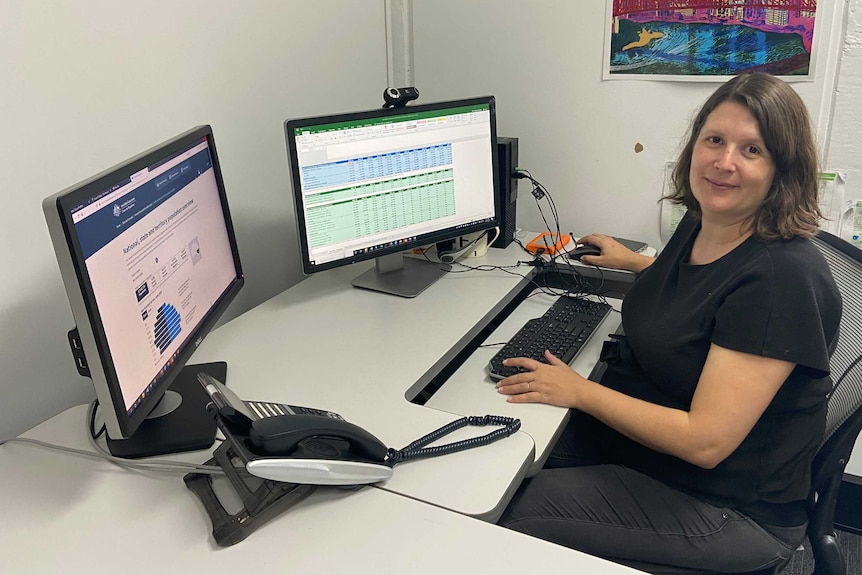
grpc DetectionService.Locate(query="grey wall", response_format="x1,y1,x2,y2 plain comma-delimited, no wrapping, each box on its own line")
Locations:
0,0,387,440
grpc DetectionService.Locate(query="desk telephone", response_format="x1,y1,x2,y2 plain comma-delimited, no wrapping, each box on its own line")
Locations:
199,373,522,487
191,373,521,546
199,373,393,486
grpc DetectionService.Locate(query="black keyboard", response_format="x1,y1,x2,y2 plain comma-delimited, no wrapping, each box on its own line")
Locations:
488,296,613,380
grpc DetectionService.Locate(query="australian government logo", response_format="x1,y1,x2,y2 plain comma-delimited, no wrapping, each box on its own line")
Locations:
112,197,136,217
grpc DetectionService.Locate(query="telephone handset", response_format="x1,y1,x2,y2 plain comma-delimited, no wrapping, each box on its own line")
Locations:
248,414,388,461
198,373,392,486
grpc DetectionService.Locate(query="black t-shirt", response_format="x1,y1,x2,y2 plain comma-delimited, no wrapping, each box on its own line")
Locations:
599,212,842,526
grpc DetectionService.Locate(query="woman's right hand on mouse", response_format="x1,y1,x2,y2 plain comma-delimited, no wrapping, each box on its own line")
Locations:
577,233,654,273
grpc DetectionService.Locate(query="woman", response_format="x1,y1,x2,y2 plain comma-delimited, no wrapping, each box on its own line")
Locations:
496,73,842,574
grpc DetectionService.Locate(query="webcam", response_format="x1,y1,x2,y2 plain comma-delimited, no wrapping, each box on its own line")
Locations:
383,87,420,108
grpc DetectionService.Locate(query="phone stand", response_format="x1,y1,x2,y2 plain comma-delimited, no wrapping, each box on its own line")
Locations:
184,417,315,546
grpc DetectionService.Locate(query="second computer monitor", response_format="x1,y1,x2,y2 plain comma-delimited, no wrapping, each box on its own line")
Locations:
285,96,500,297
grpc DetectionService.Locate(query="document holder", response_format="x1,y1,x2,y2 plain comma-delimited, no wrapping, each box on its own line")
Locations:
183,419,315,546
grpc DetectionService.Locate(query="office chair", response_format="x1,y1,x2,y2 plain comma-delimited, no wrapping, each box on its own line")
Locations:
724,232,862,575
803,230,862,575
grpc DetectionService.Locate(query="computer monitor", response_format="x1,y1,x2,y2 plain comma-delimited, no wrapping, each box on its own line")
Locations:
284,96,500,297
43,125,244,458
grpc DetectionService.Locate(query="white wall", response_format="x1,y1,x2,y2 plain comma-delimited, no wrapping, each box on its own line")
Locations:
829,2,862,200
413,0,843,247
6,0,862,478
0,0,387,440
413,0,862,475
826,0,862,477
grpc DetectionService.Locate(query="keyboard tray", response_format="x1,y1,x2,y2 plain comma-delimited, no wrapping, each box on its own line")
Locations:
488,296,612,380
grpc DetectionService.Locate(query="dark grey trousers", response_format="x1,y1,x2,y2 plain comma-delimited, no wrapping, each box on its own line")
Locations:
497,412,805,574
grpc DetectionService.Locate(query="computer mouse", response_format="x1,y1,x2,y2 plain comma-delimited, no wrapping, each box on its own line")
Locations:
570,244,602,261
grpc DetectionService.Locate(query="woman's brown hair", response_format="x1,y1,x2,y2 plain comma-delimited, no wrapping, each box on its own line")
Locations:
667,73,822,239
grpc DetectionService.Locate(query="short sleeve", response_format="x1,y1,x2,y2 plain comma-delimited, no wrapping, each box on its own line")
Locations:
711,241,839,375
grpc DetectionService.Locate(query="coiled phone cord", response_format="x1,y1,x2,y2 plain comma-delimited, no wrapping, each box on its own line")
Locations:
384,415,521,466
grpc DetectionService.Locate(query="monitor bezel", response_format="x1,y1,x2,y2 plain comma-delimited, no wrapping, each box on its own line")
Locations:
284,95,501,276
42,125,244,441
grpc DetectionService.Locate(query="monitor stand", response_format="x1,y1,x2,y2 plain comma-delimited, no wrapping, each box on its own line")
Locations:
351,253,451,298
105,361,227,459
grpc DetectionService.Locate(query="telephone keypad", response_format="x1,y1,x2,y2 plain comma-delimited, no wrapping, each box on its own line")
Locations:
243,400,344,420
290,405,345,420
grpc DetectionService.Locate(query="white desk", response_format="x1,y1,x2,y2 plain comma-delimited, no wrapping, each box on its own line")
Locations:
0,407,644,575
187,238,625,520
1,237,643,574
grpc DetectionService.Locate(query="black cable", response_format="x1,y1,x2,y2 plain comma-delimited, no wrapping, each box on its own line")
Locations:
513,168,621,301
518,171,561,248
515,171,578,273
416,243,530,277
446,260,526,274
384,415,521,466
90,399,106,439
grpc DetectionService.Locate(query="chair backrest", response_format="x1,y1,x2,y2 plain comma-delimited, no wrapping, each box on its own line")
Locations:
807,232,862,568
812,232,862,450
